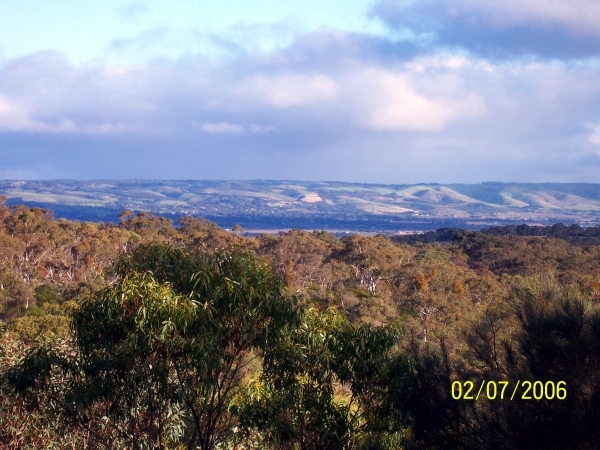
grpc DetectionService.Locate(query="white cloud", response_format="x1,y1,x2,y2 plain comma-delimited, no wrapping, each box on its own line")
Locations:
238,74,338,108
1,27,600,182
214,55,485,132
0,95,131,135
588,123,600,145
0,95,38,131
247,124,278,134
343,67,485,131
0,95,79,133
197,122,277,135
198,122,244,134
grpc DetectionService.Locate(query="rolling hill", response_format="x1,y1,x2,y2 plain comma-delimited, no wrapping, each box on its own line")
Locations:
2,180,600,230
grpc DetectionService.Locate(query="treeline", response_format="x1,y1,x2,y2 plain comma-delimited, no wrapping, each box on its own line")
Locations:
1,198,600,448
393,222,600,247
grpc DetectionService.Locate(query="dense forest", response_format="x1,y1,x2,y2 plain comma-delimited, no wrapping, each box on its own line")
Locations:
1,196,600,449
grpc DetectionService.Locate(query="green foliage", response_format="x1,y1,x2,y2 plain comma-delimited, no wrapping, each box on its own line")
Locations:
312,230,343,248
414,249,451,264
33,285,61,306
68,244,299,449
1,242,416,449
7,308,72,342
236,306,410,449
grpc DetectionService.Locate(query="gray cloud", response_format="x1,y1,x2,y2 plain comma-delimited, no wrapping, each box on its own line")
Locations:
1,27,600,183
371,0,600,59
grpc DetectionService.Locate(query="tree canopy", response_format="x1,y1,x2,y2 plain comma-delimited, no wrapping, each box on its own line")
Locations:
2,205,600,448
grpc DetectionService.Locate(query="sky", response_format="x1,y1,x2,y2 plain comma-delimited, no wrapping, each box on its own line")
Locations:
1,0,600,183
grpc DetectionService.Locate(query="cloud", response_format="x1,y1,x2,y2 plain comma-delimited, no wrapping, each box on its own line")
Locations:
0,51,147,135
0,95,119,134
0,95,42,132
204,20,302,56
588,123,600,145
342,65,485,131
236,73,338,108
197,122,277,135
108,28,170,52
371,0,600,59
119,2,149,22
1,27,600,182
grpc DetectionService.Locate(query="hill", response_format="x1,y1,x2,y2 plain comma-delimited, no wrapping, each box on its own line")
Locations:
2,180,600,231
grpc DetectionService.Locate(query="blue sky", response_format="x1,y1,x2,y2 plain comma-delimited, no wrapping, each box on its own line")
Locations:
1,0,600,183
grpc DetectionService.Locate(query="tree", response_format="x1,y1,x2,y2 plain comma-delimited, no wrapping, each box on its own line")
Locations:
237,307,410,450
7,244,299,449
232,224,244,236
403,275,600,449
256,230,336,293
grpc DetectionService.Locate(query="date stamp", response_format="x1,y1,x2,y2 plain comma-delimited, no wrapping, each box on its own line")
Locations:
451,380,566,401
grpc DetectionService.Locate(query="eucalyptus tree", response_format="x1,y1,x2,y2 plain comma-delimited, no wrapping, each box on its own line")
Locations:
71,244,299,449
3,244,298,449
5,241,416,449
237,306,411,450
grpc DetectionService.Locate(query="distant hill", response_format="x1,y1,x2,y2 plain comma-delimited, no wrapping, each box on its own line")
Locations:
2,180,600,230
